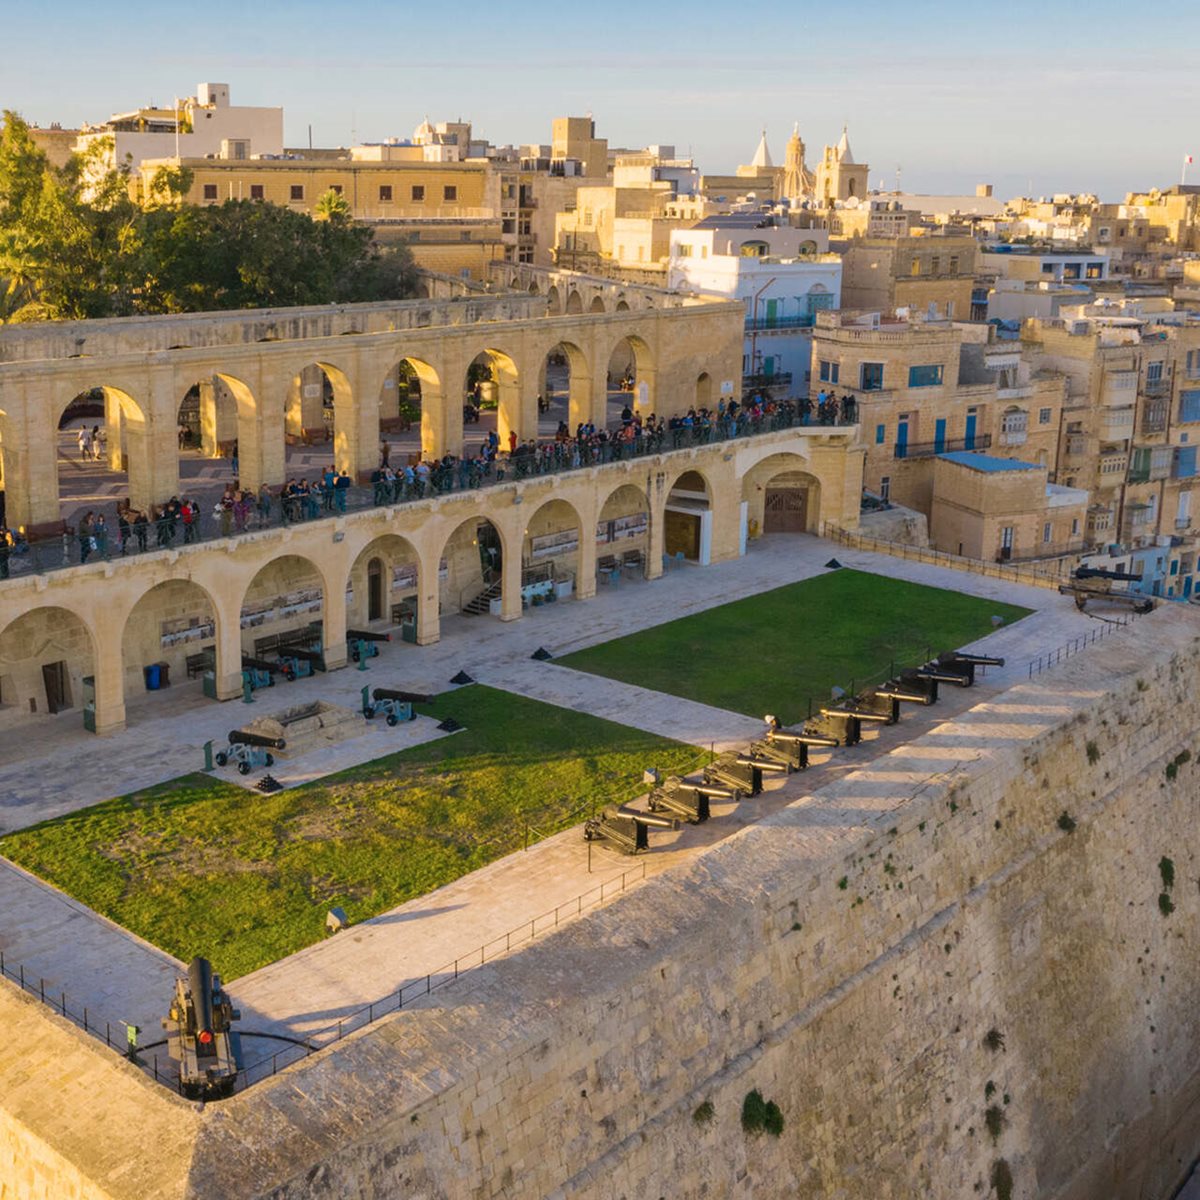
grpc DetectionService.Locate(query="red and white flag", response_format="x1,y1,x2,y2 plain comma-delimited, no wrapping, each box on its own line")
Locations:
1187,155,1195,164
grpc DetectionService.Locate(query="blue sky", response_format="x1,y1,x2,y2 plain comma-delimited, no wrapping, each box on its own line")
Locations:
6,0,1198,200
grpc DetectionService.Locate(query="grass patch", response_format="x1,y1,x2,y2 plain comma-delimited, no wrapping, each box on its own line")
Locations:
0,686,701,979
559,570,1030,725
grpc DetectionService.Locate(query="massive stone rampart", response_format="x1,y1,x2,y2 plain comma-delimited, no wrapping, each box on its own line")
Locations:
3,611,1200,1199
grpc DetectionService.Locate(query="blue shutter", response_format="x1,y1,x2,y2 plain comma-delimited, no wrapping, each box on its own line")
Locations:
1175,446,1198,478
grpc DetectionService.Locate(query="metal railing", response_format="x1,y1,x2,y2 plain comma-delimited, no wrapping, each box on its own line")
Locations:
893,433,993,460
823,524,1072,588
1026,614,1136,679
1,408,849,585
744,316,814,332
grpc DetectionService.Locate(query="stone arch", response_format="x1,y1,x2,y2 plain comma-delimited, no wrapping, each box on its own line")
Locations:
696,371,713,410
740,451,822,535
120,578,220,704
347,532,422,628
437,514,510,617
540,340,592,431
0,603,96,728
466,348,521,448
546,285,562,315
607,333,656,417
53,384,149,531
588,295,606,314
379,356,443,462
565,290,585,315
238,552,330,664
615,299,631,312
522,496,584,600
598,481,651,578
528,282,541,296
177,373,258,513
662,468,713,564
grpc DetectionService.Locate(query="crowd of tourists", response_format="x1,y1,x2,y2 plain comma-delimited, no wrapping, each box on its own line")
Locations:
4,393,859,573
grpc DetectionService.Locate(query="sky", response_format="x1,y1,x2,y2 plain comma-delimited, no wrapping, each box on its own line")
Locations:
5,0,1199,201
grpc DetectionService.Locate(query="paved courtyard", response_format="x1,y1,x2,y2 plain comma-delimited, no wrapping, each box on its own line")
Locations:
0,532,1157,1084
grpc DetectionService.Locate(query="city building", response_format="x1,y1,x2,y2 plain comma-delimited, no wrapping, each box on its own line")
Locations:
668,215,841,396
836,234,977,321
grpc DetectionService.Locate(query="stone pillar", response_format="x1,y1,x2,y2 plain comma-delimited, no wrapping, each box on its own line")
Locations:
499,544,522,622
91,628,126,735
416,583,441,646
105,391,124,472
322,573,348,671
125,366,180,511
646,483,666,580
590,362,610,429
634,362,658,419
20,383,64,529
213,604,245,701
199,379,220,458
422,354,462,461
498,367,537,449
237,367,285,494
332,361,379,483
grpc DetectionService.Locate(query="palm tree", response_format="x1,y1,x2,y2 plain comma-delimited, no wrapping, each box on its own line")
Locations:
313,189,352,223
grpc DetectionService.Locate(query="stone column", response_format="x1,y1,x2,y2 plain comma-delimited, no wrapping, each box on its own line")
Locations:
105,391,124,472
20,382,65,529
499,542,522,622
91,627,126,735
321,571,348,671
213,603,246,702
646,471,667,580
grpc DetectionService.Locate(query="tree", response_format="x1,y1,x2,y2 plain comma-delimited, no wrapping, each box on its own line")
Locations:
313,188,352,223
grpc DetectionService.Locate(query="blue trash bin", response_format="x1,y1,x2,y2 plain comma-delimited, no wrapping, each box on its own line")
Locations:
144,663,161,691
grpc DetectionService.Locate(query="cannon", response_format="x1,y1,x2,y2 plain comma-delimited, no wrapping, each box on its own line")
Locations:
215,729,286,775
896,669,942,704
241,655,283,691
1060,565,1153,613
583,807,677,854
273,645,325,680
818,703,891,746
859,682,938,724
163,956,240,1099
363,686,432,725
752,728,839,771
348,629,390,663
932,650,1006,686
646,777,733,824
913,661,975,688
703,751,786,796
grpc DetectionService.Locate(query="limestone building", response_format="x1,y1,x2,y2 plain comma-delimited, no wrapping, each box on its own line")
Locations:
837,233,978,321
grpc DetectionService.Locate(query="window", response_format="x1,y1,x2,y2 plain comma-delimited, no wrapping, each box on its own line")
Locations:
1041,262,1055,274
910,257,922,276
1086,261,1105,278
819,360,839,384
290,185,304,201
675,243,693,257
880,476,891,501
875,424,886,445
461,231,472,241
949,255,959,273
931,256,941,274
1043,522,1052,544
443,185,457,201
1188,350,1200,378
411,185,425,202
1039,407,1052,424
202,184,218,200
860,362,885,391
1176,446,1198,479
1071,517,1080,536
250,184,264,200
329,184,343,195
1001,408,1028,445
1147,360,1164,383
379,185,393,202
907,365,944,388
1180,390,1200,422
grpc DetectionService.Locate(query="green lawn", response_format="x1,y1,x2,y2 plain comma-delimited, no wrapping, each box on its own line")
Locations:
559,569,1031,726
0,686,702,980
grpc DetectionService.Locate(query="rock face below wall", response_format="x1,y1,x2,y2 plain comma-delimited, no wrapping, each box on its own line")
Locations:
3,611,1200,1200
859,503,930,546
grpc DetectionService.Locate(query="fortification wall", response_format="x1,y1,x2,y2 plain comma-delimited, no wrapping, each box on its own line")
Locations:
2,611,1199,1199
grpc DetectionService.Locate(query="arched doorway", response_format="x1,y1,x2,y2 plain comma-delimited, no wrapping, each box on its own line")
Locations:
0,605,95,729
175,373,257,529
540,341,592,433
696,372,713,410
348,534,421,631
239,554,327,671
440,516,506,617
607,334,655,421
598,483,651,580
741,453,822,537
663,469,712,564
122,580,219,709
379,357,442,463
523,498,582,602
565,290,584,314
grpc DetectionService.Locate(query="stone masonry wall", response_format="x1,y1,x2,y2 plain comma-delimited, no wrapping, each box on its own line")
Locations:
2,612,1200,1198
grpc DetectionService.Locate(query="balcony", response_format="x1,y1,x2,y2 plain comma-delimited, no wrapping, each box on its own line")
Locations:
1065,435,1089,459
998,429,1028,447
744,315,816,332
1140,400,1169,435
1096,452,1129,484
1143,377,1170,397
996,385,1034,401
743,372,793,390
1001,539,1086,564
1102,371,1137,406
893,432,992,460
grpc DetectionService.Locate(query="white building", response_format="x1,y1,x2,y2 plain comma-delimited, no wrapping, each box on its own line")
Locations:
76,83,283,172
668,215,842,394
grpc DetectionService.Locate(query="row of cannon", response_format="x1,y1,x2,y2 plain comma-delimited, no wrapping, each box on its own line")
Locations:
583,649,1004,854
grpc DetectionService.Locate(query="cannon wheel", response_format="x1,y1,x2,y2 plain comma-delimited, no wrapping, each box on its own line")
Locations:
364,706,375,720
284,667,295,681
238,761,251,776
386,713,398,727
215,751,228,767
265,753,275,767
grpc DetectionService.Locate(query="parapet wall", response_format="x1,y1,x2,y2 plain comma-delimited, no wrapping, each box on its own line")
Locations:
3,612,1200,1198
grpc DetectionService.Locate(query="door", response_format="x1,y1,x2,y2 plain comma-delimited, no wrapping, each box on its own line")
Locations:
765,298,779,328
42,661,70,714
934,418,947,454
477,523,502,579
763,488,808,533
367,557,384,622
999,525,1014,561
964,411,977,451
896,417,909,459
664,510,701,560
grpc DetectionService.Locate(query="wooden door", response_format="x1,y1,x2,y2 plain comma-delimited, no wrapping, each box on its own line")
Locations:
763,488,808,533
367,558,384,622
42,661,70,714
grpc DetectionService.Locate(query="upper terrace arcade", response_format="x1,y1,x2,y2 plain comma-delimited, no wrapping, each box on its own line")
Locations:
0,282,743,531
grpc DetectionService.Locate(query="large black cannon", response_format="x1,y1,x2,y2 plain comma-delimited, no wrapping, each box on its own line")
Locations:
363,686,434,725
931,650,1006,687
818,702,891,747
703,750,786,796
647,777,734,824
750,728,840,771
348,628,391,663
583,807,677,854
896,668,943,704
241,654,285,690
163,956,240,1099
215,729,286,775
863,681,937,724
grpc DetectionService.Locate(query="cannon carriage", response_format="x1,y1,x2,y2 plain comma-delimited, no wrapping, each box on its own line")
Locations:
214,729,286,775
163,956,240,1099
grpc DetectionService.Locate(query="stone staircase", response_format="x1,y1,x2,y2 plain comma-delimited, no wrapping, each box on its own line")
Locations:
462,581,502,616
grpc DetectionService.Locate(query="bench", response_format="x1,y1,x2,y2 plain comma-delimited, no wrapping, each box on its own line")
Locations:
621,549,643,575
186,648,215,679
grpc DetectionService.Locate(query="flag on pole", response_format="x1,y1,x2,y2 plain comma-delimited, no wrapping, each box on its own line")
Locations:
1187,155,1195,165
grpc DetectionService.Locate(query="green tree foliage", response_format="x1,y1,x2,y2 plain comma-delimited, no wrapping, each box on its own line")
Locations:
0,111,417,322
